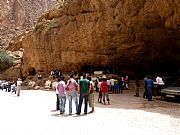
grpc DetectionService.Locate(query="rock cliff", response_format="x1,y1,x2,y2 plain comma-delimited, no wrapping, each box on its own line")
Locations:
7,0,180,77
0,0,57,49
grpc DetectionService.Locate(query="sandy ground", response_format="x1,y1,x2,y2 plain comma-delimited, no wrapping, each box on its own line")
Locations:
0,87,179,135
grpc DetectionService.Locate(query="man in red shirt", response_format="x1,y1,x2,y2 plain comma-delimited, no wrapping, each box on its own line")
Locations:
101,76,110,105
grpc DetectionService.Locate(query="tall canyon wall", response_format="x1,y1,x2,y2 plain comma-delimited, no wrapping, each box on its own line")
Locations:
7,0,180,77
0,0,57,49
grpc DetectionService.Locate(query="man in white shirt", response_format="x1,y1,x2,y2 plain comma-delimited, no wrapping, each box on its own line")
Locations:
110,78,114,93
107,79,110,91
156,76,164,85
16,78,22,97
155,76,165,96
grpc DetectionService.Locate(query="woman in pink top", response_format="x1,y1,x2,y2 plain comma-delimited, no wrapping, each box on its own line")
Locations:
66,74,79,115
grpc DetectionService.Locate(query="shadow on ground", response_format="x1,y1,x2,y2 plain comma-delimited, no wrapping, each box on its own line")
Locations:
93,87,180,119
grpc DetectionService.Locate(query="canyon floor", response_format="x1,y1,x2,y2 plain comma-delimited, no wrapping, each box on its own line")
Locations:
0,86,179,135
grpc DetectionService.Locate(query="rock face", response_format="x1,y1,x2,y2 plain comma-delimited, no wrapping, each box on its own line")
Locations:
8,0,180,77
0,0,57,49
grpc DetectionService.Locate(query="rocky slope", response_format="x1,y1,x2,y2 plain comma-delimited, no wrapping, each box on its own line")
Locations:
7,0,180,77
0,0,57,49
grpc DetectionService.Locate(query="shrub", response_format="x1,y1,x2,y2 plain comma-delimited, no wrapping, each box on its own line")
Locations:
47,22,59,30
32,22,59,32
0,51,15,70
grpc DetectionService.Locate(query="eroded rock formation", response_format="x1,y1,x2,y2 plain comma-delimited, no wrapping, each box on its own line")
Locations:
0,0,57,49
7,0,180,77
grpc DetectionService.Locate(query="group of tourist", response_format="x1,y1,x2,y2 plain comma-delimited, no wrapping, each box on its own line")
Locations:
134,75,165,101
94,76,129,94
0,78,22,97
54,73,132,115
54,74,96,115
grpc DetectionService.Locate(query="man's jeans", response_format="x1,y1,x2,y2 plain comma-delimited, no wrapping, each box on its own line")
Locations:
147,87,152,101
56,94,59,110
67,91,78,114
58,94,66,113
77,93,88,114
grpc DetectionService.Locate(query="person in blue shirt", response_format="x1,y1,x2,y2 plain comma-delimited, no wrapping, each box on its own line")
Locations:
145,76,154,101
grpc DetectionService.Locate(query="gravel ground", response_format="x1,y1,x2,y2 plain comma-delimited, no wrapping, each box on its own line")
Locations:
0,88,179,135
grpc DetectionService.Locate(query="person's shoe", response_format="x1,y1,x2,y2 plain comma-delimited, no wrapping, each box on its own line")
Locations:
76,113,80,115
89,110,94,113
69,113,72,115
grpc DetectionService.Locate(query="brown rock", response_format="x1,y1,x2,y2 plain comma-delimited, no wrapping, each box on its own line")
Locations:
0,0,57,49
6,0,180,77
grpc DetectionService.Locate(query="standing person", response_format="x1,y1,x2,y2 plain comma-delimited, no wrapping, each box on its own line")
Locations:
114,79,119,93
121,77,125,90
143,75,148,98
107,79,110,91
66,74,79,115
134,77,140,97
77,74,90,115
16,78,22,97
145,76,154,101
88,76,94,113
94,79,99,92
155,75,165,96
11,81,16,94
101,76,110,105
0,80,3,91
118,77,123,93
53,79,59,111
124,76,129,90
110,77,114,93
57,77,66,114
97,78,102,103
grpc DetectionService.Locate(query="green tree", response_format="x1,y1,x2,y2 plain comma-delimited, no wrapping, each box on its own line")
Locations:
0,51,15,70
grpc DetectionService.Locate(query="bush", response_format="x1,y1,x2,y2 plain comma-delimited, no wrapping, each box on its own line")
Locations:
47,22,59,30
0,51,15,70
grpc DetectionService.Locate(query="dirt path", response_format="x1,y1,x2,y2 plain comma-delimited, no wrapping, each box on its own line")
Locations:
0,86,179,135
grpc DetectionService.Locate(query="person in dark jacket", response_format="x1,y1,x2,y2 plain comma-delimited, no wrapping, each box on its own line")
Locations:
145,76,154,101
